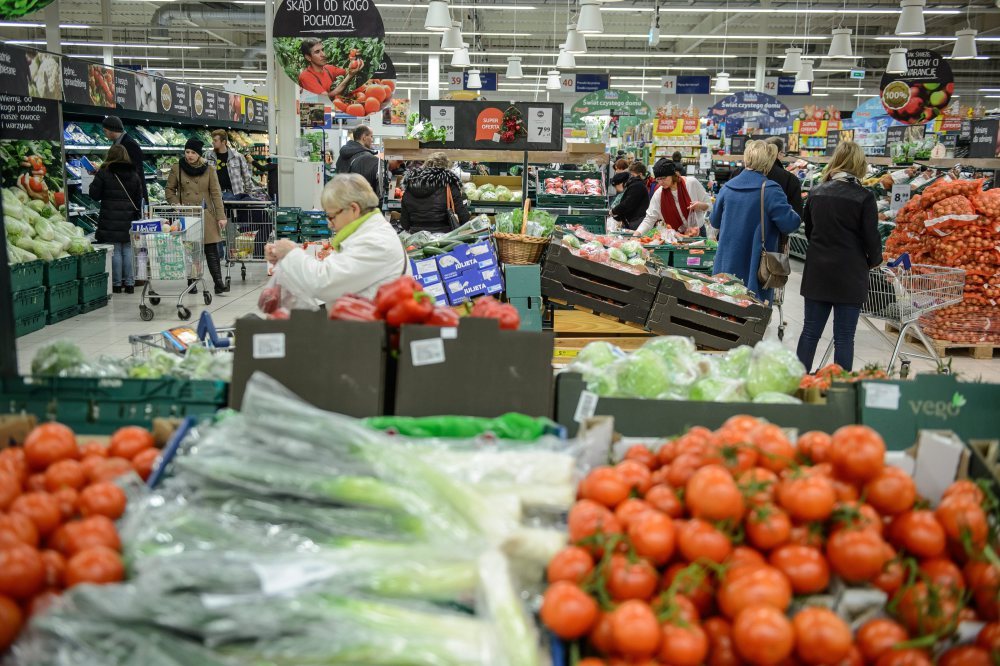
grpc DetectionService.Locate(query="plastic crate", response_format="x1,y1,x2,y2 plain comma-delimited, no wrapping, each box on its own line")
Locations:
47,304,80,325
79,273,109,303
670,244,716,272
10,261,44,291
647,246,672,266
12,286,46,319
44,256,80,287
47,280,80,313
80,295,110,313
15,311,46,338
789,232,808,261
557,213,605,235
77,249,108,278
276,207,301,223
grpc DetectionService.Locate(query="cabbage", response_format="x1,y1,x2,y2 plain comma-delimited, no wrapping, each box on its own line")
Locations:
562,235,581,250
609,248,628,264
32,341,87,376
746,341,806,398
4,216,31,238
510,191,522,203
689,375,750,402
468,188,481,201
496,190,512,202
463,182,476,193
583,366,621,397
2,189,25,220
615,350,673,399
32,216,56,241
68,236,92,255
619,240,643,258
495,186,510,196
571,341,626,372
715,345,753,379
480,191,498,202
639,337,700,388
478,183,495,193
753,392,802,404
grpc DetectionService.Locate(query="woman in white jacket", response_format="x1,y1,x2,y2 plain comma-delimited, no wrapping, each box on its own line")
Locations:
265,174,409,303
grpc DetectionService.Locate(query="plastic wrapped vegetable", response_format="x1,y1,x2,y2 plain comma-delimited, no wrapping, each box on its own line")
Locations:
31,341,87,376
4,215,32,238
714,345,753,379
32,214,56,241
608,247,628,264
639,336,701,390
746,341,806,397
615,349,675,399
689,375,751,402
562,235,582,250
752,391,803,404
2,187,25,219
494,210,516,235
571,341,627,373
619,240,643,258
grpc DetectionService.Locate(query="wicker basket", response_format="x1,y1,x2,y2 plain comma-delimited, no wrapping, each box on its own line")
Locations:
494,233,549,265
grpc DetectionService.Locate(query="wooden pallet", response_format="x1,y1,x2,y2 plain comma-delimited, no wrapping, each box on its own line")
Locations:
548,299,651,333
553,336,651,365
884,324,1000,360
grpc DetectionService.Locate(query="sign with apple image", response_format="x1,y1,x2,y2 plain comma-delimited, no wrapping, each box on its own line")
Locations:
879,49,954,125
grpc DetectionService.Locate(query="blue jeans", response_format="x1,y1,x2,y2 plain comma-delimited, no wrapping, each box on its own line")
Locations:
111,241,134,287
796,298,862,372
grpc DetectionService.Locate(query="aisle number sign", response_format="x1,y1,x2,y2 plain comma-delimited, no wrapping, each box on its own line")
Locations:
890,183,911,212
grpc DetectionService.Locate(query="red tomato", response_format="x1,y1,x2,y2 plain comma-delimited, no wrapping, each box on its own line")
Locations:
382,79,395,94
662,563,715,618
965,560,1000,621
53,487,78,521
40,549,66,588
731,604,794,665
345,103,365,117
587,611,615,654
624,444,658,470
0,595,22,651
942,480,984,503
935,494,989,547
89,457,134,484
61,515,121,556
44,459,86,492
628,510,675,565
65,546,124,587
0,470,20,511
919,557,965,592
78,441,108,458
23,423,77,471
678,519,732,564
568,500,622,550
830,425,885,482
612,600,662,659
768,544,830,594
540,581,598,639
644,484,682,518
874,648,933,666
745,504,791,551
658,620,708,666
546,546,593,585
579,467,630,509
717,565,792,619
939,646,991,666
792,606,852,664
131,448,160,481
78,482,127,520
108,426,154,460
976,621,1000,652
857,618,909,663
889,510,946,558
893,582,962,637
738,467,778,506
0,513,39,548
607,554,658,601
0,544,45,599
864,467,916,516
749,424,796,473
616,459,653,495
826,528,889,583
778,474,836,522
10,491,62,536
703,616,740,666
614,498,652,529
797,430,832,464
363,97,381,114
686,465,745,523
365,84,388,103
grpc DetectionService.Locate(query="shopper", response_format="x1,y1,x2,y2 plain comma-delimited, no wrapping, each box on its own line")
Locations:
610,165,651,232
297,38,359,100
265,174,408,303
671,151,686,176
205,129,255,200
336,125,381,197
251,156,278,203
398,152,470,234
101,115,147,205
634,159,711,238
613,159,630,175
89,145,143,295
710,140,801,302
165,138,229,295
763,136,803,219
796,141,882,372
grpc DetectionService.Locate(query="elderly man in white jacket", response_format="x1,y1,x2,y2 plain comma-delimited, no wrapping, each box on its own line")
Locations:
265,174,409,303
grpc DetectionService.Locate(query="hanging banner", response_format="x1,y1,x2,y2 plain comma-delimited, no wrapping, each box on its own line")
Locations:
272,0,391,119
62,59,115,109
708,91,792,134
114,68,137,111
24,48,61,100
853,96,890,121
155,78,191,117
0,44,29,98
661,75,710,95
969,119,999,159
880,49,953,125
569,88,653,127
575,74,609,93
0,92,65,226
795,118,828,137
418,100,563,151
0,94,59,141
134,72,157,113
190,86,218,121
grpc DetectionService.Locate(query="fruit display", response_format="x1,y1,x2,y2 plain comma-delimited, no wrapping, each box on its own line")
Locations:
543,176,604,197
541,416,999,665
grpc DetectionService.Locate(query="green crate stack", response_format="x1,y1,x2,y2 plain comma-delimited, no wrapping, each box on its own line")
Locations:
504,264,543,332
10,261,46,337
647,246,672,267
536,169,608,209
77,248,108,278
11,261,44,291
276,207,301,239
557,213,606,235
44,255,79,287
43,255,83,327
299,210,330,241
79,272,109,311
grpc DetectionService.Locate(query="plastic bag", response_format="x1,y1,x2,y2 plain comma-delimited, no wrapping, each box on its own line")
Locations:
689,375,750,402
257,265,317,316
639,337,701,389
746,340,806,398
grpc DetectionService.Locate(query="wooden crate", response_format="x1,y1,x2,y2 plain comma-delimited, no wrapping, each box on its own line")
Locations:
646,277,771,350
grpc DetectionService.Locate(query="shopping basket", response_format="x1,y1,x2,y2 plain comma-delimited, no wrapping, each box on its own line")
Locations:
133,205,210,322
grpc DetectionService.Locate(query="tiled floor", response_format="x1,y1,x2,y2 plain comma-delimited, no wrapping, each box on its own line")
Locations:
15,259,1000,382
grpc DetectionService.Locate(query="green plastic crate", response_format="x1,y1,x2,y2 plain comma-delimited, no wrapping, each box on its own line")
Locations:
12,286,46,319
10,261,44,291
647,246,672,266
670,245,716,271
44,256,80,287
47,280,80,313
78,249,108,278
503,264,541,299
79,273,109,303
276,207,301,223
47,304,80,325
80,295,110,313
14,311,45,338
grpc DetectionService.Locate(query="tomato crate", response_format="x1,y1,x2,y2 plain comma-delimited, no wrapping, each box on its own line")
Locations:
556,213,606,235
10,260,44,291
669,243,716,271
78,272,109,303
43,255,80,287
646,245,672,266
46,280,80,313
12,286,46,319
80,295,110,313
77,248,108,278
275,207,301,223
47,304,80,325
14,311,46,338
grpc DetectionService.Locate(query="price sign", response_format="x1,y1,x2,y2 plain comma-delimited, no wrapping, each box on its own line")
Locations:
890,183,911,212
528,106,554,142
698,152,712,171
429,105,455,141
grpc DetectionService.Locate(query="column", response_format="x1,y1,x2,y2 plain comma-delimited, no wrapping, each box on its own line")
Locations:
44,2,60,54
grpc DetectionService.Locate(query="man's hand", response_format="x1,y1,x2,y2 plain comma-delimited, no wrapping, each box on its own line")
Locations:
688,201,710,213
682,226,700,237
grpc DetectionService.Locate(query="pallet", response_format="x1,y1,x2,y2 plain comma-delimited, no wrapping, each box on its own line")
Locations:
884,323,1000,360
553,336,650,365
553,311,654,337
547,298,650,332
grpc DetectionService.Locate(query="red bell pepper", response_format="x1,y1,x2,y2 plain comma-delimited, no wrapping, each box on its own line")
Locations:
374,276,420,317
467,296,521,330
258,285,282,314
385,291,434,327
425,306,460,327
496,304,521,330
329,295,379,322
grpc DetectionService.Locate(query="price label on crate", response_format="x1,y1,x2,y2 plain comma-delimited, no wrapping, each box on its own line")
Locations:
528,107,554,142
890,183,911,212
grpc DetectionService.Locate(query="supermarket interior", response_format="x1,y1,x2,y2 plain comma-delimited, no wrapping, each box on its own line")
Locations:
2,0,1000,663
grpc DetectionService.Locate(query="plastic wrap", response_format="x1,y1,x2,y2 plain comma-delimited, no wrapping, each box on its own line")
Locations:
746,341,807,398
477,550,542,666
689,375,751,402
257,265,318,315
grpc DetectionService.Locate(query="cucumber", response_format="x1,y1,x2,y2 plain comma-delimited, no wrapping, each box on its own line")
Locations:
423,246,446,256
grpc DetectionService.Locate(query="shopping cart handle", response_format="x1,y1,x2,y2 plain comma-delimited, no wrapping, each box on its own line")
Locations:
197,311,231,348
887,254,912,271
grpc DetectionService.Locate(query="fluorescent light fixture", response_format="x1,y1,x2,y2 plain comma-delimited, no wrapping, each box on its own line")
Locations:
451,45,470,67
441,21,463,50
424,0,451,31
506,56,524,78
827,28,853,58
895,0,925,36
951,29,977,60
0,21,90,28
714,72,730,92
557,46,576,69
886,47,908,74
793,78,810,93
782,48,802,73
566,23,587,53
577,0,604,34
649,24,661,47
7,40,200,49
798,58,814,82
546,69,561,89
466,68,482,89
598,4,957,13
404,50,736,59
379,2,538,8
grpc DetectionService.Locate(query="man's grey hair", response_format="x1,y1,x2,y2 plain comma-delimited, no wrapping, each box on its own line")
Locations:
763,136,786,154
320,174,379,212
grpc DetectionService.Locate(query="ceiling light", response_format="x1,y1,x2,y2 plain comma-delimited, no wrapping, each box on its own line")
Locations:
546,69,561,89
557,46,576,69
782,48,802,73
566,23,587,53
886,47,908,74
466,68,482,89
451,45,470,67
827,28,853,58
793,78,810,93
577,0,604,34
424,0,451,32
649,23,661,47
714,72,730,92
951,29,977,60
441,21,463,50
505,56,524,79
798,58,815,82
895,0,925,36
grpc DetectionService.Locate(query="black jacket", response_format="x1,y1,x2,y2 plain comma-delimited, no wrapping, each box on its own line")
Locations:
801,177,882,305
399,167,470,234
90,163,144,244
118,132,148,202
336,140,381,197
767,161,803,220
611,176,651,231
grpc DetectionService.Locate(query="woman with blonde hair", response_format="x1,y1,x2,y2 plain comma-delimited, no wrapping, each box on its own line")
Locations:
710,140,801,301
795,140,881,372
399,151,470,234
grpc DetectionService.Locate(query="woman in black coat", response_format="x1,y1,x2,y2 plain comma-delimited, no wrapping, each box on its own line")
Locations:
611,163,651,231
399,152,470,234
90,144,144,293
796,141,882,372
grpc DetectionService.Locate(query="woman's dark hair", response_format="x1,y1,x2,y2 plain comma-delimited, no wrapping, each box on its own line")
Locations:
300,38,322,58
614,159,629,171
628,162,647,177
101,144,132,169
671,151,683,163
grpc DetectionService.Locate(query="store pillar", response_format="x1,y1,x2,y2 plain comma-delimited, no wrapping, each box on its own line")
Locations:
275,71,299,206
44,2,60,54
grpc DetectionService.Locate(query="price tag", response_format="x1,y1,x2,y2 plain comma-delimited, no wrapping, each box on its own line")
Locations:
410,338,446,366
864,383,901,410
252,333,286,359
574,390,599,423
698,152,712,171
428,105,455,142
528,107,554,143
889,183,911,212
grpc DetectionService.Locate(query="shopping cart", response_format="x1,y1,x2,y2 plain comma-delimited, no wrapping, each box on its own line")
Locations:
222,200,276,286
818,255,966,377
773,285,788,341
132,205,210,322
129,312,236,358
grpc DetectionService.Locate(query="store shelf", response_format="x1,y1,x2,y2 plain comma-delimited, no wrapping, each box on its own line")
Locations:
384,148,610,165
65,144,184,153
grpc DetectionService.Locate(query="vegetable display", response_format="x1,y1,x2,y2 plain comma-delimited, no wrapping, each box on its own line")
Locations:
541,416,1000,665
464,182,523,204
31,340,232,382
4,187,90,265
495,209,556,237
401,216,491,260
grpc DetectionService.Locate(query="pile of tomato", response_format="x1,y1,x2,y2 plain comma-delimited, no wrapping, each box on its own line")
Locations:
0,423,160,652
540,416,999,665
799,364,890,392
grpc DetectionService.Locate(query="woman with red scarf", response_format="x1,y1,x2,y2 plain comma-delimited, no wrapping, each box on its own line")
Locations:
634,159,711,238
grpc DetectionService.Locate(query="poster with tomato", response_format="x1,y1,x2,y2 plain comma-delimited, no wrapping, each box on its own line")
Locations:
880,49,954,125
272,0,393,119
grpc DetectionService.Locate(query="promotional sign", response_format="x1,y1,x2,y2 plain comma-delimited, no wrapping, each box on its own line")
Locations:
570,89,653,125
272,0,391,118
968,119,1000,159
134,72,157,112
0,94,59,141
880,49,953,125
575,74,609,93
890,183,911,212
884,124,926,153
114,68,137,111
729,134,748,155
654,117,699,136
0,92,65,227
660,75,710,95
190,86,218,121
853,96,890,121
24,48,61,100
62,59,118,108
156,78,190,117
708,91,792,133
244,96,265,126
960,119,972,141
382,97,410,126
0,44,30,97
418,100,563,151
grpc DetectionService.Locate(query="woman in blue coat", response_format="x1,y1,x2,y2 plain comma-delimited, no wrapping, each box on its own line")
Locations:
710,140,801,302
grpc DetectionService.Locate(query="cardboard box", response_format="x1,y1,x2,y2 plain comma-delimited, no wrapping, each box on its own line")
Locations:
230,311,388,417
444,269,487,305
394,318,555,417
411,257,440,279
412,263,442,287
383,138,420,150
480,265,504,296
423,282,448,306
566,142,606,153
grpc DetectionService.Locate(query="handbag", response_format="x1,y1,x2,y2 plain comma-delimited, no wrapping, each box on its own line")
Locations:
444,185,461,231
756,181,791,291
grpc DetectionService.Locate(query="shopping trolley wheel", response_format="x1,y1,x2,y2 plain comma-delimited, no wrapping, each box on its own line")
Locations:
203,291,213,305
178,306,192,320
241,265,247,280
149,296,161,306
139,305,154,322
226,276,232,289
900,360,911,379
778,324,786,341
